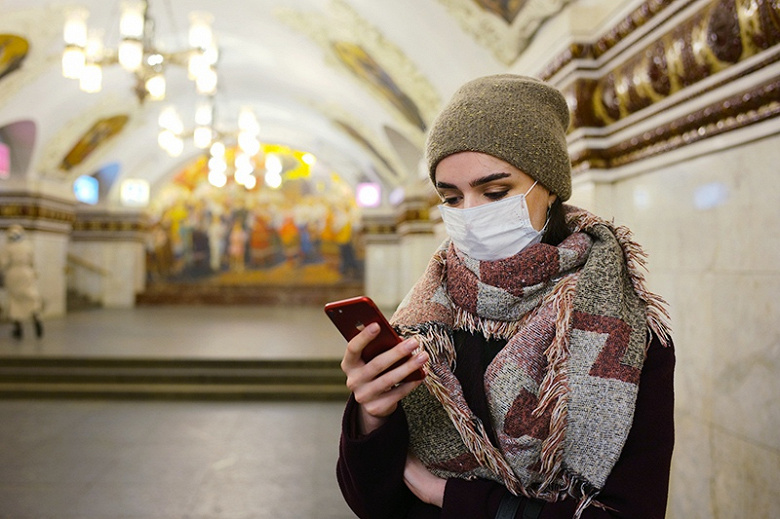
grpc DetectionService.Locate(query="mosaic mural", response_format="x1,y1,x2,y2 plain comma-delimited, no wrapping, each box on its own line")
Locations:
0,34,28,81
331,40,427,131
59,115,129,171
145,146,364,288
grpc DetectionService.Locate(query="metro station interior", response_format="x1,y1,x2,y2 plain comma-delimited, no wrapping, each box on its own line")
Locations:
0,0,778,517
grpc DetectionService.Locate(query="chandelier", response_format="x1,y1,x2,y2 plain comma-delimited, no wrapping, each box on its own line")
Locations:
158,98,263,189
62,0,218,101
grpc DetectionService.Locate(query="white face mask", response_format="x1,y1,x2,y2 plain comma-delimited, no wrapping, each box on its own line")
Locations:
439,181,544,261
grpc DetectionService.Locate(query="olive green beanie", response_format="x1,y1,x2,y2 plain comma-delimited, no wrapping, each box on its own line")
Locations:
426,74,572,201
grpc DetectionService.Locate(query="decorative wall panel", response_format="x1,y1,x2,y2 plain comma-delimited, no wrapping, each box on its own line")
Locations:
540,0,780,173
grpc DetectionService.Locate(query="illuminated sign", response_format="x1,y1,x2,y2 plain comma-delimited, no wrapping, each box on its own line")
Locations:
356,182,381,208
0,142,9,179
120,179,150,207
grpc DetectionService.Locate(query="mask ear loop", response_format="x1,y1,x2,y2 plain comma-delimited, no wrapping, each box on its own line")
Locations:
523,181,538,197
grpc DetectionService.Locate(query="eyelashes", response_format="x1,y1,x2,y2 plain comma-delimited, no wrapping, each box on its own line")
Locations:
484,191,509,201
440,190,509,206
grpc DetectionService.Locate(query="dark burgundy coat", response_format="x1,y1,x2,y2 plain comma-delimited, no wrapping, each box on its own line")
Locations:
337,332,675,519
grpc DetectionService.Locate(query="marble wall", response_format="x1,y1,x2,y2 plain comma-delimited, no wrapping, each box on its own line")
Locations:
66,209,148,309
33,231,68,316
534,0,780,510
68,240,145,309
570,130,780,517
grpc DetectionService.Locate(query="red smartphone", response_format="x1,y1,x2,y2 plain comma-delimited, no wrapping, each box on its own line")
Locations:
324,296,424,381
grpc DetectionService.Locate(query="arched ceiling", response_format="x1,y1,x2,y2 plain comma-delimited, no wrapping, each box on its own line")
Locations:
0,0,576,208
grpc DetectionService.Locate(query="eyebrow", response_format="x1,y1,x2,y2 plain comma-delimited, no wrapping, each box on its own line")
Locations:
436,172,512,190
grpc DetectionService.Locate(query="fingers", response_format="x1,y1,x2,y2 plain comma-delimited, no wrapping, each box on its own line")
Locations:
340,324,429,422
356,372,425,419
349,337,425,386
351,352,426,408
340,322,380,371
403,453,446,507
341,322,424,381
345,339,425,393
366,337,424,381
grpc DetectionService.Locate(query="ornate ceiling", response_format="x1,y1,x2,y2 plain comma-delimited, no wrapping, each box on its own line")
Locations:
0,0,571,208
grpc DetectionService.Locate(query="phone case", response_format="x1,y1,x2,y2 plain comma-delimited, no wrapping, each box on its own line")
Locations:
324,296,401,361
324,296,423,381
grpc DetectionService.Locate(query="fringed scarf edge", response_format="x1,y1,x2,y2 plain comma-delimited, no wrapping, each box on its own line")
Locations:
567,208,673,348
397,321,525,495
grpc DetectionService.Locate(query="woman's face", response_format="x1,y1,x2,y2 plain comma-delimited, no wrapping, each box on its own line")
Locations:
434,151,556,231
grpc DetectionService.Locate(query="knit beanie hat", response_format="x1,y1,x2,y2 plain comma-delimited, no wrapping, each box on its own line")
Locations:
426,74,572,201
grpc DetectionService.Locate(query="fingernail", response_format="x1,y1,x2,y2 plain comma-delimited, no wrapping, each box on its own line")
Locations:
367,323,379,333
416,352,428,364
404,339,418,352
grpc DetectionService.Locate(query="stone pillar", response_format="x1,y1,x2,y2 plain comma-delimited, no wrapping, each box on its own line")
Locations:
360,208,400,312
69,209,147,308
0,191,76,318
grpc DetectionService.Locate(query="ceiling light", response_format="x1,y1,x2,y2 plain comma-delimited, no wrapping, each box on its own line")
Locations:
61,0,218,102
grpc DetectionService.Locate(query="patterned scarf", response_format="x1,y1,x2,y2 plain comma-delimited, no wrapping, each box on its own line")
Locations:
391,206,671,516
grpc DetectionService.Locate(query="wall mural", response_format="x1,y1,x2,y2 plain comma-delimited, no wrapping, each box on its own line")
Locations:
0,34,29,82
473,0,527,24
59,115,129,171
331,40,427,131
145,146,364,288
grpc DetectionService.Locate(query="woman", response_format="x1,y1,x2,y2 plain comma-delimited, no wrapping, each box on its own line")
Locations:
337,75,674,519
1,225,44,339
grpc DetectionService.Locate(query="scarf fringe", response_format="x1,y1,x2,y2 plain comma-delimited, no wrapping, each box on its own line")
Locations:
397,323,457,370
423,353,525,494
453,306,528,341
405,271,620,506
417,274,583,500
534,273,579,494
555,473,611,518
396,321,524,495
572,487,599,519
568,209,673,348
424,365,525,496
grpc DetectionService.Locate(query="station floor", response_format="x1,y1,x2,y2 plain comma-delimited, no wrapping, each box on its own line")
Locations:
0,305,360,519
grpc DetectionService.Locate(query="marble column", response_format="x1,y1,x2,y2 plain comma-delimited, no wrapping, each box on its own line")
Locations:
395,189,440,307
361,208,401,311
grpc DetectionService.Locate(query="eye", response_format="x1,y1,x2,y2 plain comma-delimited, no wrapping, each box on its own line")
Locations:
441,195,461,206
484,190,509,201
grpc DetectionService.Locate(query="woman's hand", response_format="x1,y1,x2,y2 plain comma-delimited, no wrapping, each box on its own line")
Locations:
340,322,428,435
404,453,446,508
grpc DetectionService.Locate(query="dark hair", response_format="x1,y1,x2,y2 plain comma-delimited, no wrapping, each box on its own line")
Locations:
541,198,571,246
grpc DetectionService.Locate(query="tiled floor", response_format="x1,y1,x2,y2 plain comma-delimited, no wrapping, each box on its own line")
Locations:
0,305,350,360
0,306,358,519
